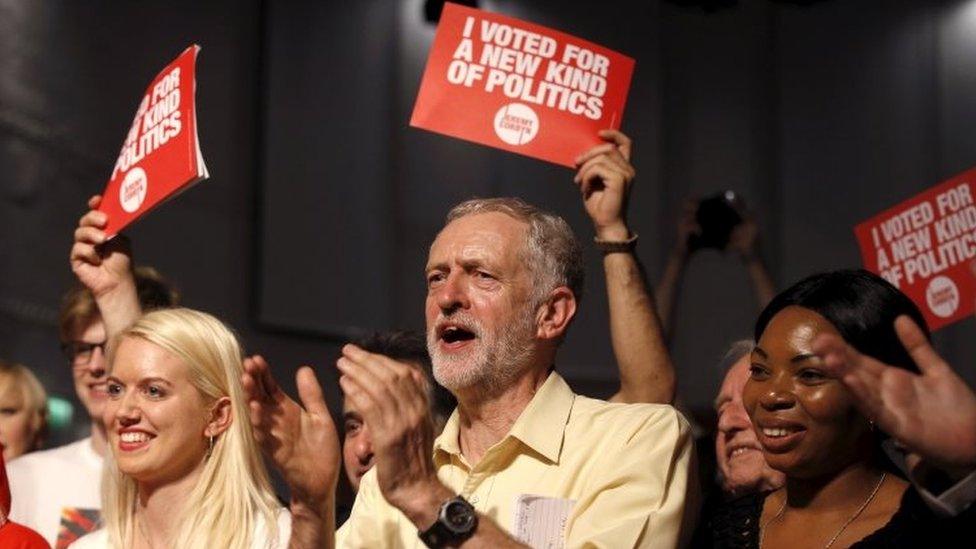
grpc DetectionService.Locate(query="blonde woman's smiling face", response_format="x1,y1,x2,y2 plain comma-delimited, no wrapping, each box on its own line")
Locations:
105,337,214,487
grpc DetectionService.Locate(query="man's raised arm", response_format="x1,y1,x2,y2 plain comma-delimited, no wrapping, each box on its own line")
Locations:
575,130,675,404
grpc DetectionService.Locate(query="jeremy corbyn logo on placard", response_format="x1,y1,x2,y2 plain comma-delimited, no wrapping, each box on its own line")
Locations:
494,103,539,145
119,167,148,213
926,275,959,318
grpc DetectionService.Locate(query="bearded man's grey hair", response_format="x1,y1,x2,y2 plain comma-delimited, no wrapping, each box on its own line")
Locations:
445,197,585,306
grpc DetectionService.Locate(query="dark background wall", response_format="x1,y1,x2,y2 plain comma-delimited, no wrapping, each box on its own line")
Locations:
2,0,975,464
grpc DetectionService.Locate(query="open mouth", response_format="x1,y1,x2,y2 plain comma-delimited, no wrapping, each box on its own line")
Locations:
440,325,476,345
728,446,760,459
118,431,155,451
761,427,802,438
757,423,807,451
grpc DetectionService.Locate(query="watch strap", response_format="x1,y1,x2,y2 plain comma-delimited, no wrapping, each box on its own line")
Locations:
594,232,638,254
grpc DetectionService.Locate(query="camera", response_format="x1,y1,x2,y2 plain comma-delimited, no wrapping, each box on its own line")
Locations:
689,190,743,251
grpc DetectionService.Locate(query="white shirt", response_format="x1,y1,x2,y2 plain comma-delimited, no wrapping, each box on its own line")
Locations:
69,508,292,548
7,437,103,547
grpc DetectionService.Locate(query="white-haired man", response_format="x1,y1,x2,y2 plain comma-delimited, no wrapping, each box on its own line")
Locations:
245,131,697,548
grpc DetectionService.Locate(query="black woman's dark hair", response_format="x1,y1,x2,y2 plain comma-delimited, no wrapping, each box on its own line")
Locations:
754,269,928,373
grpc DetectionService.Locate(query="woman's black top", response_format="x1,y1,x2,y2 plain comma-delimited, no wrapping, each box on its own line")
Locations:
706,487,972,548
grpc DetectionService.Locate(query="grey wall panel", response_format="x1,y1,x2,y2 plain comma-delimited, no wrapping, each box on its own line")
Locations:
259,0,398,336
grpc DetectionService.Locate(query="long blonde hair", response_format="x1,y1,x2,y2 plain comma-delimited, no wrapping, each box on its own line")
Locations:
101,308,280,549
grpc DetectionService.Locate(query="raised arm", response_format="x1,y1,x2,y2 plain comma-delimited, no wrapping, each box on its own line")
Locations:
69,194,141,345
728,212,775,309
574,130,675,404
654,199,699,342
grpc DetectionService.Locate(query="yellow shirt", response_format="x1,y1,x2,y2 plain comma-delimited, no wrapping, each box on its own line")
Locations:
337,372,696,548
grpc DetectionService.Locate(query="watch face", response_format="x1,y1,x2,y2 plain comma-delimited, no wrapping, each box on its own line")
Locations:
443,499,477,534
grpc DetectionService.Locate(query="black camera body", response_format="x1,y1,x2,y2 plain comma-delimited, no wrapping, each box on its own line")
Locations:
689,191,743,251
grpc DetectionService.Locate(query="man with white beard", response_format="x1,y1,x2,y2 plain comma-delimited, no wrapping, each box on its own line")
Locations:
245,131,696,548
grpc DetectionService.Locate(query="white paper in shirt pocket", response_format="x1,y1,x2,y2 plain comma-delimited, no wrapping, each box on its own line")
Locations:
513,494,576,549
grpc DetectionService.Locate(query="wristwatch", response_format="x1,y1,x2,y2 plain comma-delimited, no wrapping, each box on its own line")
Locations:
594,232,638,254
418,496,478,548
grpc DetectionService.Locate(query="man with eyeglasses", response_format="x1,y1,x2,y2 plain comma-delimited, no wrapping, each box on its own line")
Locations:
6,241,177,548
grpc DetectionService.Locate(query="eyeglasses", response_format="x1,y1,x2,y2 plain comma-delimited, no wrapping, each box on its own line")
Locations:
61,341,107,366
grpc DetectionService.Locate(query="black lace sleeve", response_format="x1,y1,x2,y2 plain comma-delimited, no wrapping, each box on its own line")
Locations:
706,492,765,549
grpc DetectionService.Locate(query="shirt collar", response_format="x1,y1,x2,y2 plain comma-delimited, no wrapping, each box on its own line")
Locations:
432,371,576,465
433,408,463,457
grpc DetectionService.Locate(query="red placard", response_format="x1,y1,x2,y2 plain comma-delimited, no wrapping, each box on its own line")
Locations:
855,166,976,330
98,45,209,237
410,3,635,167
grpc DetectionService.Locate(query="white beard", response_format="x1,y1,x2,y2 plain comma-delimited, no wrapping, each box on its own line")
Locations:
428,306,537,395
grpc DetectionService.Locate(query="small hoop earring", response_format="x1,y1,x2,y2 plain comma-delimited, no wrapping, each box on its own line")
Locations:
207,435,215,458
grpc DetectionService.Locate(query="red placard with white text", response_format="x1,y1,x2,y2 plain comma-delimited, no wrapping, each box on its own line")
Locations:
410,3,635,168
98,45,209,237
854,166,976,330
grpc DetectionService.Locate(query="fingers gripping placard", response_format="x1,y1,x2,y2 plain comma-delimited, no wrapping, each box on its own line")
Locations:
410,3,635,167
855,166,976,329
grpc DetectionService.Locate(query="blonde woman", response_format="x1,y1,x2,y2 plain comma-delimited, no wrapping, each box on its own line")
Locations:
71,308,289,549
0,360,47,461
